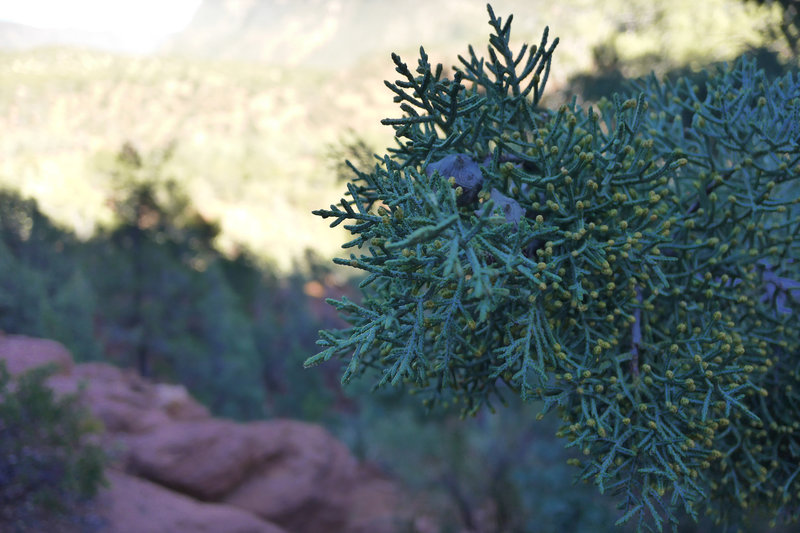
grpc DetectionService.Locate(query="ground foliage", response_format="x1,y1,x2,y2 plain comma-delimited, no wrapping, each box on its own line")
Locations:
310,4,800,531
0,361,106,532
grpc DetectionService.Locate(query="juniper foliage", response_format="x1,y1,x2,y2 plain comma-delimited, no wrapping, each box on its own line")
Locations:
308,5,800,531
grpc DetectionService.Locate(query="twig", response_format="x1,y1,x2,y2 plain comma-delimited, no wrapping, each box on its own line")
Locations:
630,287,643,378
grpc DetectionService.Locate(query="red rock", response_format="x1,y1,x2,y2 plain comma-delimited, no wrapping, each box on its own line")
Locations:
125,419,258,500
223,419,360,532
0,336,419,533
48,363,209,434
344,465,408,533
153,382,210,420
97,469,287,533
0,334,73,376
124,417,413,533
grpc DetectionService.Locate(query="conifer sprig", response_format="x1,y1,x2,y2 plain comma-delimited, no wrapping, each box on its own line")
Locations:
310,5,800,531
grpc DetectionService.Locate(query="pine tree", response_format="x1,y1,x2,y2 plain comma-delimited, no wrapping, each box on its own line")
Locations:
90,143,267,418
0,191,101,359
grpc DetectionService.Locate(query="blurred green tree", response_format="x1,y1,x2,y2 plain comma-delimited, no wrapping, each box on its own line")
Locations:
749,0,799,54
0,191,101,359
89,142,266,419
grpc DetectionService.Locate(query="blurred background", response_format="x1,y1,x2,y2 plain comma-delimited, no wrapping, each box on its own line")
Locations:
0,1,797,531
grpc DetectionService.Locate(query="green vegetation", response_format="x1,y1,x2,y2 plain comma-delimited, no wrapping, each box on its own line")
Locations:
344,388,624,533
309,4,799,532
0,361,106,532
0,191,102,360
0,143,339,421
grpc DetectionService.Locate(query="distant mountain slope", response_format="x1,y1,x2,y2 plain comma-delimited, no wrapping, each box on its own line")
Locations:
160,0,561,68
0,46,400,270
0,20,164,54
162,0,789,75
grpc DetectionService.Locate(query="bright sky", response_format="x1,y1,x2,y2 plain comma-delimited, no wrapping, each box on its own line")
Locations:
0,0,202,36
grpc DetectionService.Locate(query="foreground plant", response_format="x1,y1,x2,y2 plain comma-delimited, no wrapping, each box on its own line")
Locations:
0,361,106,531
308,5,800,531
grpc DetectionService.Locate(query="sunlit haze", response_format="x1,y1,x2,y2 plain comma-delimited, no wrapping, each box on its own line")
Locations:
0,0,201,49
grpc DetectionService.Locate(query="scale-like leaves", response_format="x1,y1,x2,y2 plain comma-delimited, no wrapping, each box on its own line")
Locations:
309,4,800,531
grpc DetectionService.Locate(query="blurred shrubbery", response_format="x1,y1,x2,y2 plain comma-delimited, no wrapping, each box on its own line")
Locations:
0,361,106,532
338,386,619,533
342,385,768,533
338,389,793,532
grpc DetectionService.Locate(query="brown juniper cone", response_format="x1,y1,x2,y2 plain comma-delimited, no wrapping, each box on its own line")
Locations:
426,153,548,264
425,153,483,206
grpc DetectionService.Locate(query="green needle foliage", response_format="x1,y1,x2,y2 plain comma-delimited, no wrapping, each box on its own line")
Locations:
308,4,800,531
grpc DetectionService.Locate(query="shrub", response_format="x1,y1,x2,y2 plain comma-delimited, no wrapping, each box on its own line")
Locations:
0,361,106,531
309,4,799,531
